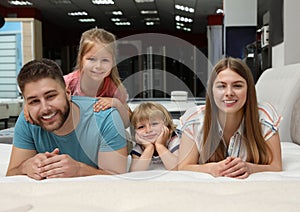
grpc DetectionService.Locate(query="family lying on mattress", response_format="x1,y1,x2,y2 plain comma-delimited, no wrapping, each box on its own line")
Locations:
5,28,282,180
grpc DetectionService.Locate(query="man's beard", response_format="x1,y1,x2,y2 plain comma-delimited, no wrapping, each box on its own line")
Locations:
30,98,70,132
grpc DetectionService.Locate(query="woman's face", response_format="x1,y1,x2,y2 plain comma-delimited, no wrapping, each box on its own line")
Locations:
81,43,114,82
212,68,247,116
135,116,165,143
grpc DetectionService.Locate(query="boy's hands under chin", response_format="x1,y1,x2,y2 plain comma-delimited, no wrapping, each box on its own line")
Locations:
135,132,155,149
155,125,170,147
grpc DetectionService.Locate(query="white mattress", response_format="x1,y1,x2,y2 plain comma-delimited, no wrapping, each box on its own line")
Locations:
1,142,300,211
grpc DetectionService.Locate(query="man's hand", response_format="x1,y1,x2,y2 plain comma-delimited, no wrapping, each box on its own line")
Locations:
20,153,48,180
39,152,81,179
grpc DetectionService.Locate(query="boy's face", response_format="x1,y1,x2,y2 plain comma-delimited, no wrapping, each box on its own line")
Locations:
135,116,165,143
23,78,71,132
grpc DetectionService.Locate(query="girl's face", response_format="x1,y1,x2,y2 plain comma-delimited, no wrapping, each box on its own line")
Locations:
212,68,247,116
135,116,165,143
81,42,114,82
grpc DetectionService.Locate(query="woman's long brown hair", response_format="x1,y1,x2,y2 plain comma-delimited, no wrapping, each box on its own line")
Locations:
201,57,272,164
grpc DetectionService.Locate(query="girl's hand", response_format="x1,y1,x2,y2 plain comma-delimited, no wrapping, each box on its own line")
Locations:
93,97,113,112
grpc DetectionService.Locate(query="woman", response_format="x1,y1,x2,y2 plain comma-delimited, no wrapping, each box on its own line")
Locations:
178,57,282,179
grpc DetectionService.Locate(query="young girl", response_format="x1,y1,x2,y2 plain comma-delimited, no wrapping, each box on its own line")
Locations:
64,28,131,127
178,57,282,179
129,102,180,171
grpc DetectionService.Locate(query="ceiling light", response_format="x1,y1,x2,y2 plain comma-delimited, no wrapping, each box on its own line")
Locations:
111,18,128,22
176,22,184,26
92,0,114,5
216,9,224,14
144,17,160,21
111,18,121,22
175,4,194,13
140,10,158,15
68,11,88,16
176,25,191,32
8,0,32,6
115,22,131,26
134,0,154,3
145,22,154,26
50,0,72,4
79,18,96,22
112,11,123,15
175,15,193,23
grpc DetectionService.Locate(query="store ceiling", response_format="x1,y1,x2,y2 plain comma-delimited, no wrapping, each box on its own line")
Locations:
0,0,270,34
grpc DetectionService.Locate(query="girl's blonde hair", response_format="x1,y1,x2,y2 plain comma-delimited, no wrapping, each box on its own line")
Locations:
75,28,123,89
131,102,177,133
201,57,272,164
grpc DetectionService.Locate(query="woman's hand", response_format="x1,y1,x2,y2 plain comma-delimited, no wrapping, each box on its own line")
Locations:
220,157,251,179
207,157,233,177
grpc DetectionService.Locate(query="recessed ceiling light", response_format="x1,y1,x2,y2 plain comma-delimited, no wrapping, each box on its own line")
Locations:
68,11,88,16
115,22,131,26
8,0,32,6
111,18,127,22
216,9,224,14
176,22,184,26
140,10,158,15
111,18,121,22
145,22,155,26
144,17,160,21
176,25,191,32
175,4,194,13
134,0,154,3
175,15,193,23
92,0,114,5
112,11,123,15
50,0,72,4
79,18,96,22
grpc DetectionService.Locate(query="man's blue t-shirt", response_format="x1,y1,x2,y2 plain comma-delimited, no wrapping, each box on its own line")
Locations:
13,96,127,168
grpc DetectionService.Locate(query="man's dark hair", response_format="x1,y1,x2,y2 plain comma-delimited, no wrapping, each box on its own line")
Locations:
17,58,66,94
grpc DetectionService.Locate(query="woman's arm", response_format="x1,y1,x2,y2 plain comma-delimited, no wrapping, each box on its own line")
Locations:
178,132,231,176
220,133,282,179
